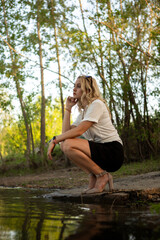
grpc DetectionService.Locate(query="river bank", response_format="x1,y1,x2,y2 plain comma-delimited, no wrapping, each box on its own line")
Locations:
0,167,160,205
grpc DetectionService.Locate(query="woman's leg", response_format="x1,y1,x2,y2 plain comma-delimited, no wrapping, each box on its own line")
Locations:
60,138,112,193
61,138,102,174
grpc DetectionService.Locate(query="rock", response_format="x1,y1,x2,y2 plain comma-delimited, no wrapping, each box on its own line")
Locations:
44,186,160,205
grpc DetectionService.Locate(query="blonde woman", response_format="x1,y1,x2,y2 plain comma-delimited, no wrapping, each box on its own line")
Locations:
47,75,124,194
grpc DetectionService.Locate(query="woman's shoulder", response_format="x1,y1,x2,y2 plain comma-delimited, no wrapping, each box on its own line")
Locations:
90,99,110,115
91,99,105,106
86,99,105,112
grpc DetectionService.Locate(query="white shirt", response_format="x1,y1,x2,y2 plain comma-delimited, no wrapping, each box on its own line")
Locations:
72,99,122,144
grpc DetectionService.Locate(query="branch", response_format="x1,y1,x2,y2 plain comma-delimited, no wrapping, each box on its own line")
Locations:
0,34,71,81
150,3,160,11
90,18,160,64
145,0,159,18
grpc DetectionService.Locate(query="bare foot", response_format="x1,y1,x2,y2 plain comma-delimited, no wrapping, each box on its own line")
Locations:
87,173,113,194
82,174,96,194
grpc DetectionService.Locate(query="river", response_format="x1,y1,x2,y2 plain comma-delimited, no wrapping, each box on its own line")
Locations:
0,188,160,240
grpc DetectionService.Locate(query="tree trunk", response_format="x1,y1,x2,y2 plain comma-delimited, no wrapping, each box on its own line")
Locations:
2,0,31,164
96,0,106,98
0,151,3,162
49,0,64,120
15,79,31,161
37,1,46,161
30,123,35,156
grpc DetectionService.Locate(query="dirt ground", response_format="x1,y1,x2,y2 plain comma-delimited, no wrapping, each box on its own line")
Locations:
0,167,160,192
0,167,88,189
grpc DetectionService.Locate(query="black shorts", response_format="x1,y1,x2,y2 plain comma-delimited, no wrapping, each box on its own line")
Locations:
88,141,124,172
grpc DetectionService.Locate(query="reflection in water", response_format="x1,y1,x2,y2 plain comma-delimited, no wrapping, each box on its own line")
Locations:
0,188,160,240
0,188,83,239
66,204,160,240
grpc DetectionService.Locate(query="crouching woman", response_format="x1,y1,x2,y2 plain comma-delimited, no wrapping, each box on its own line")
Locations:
47,75,124,194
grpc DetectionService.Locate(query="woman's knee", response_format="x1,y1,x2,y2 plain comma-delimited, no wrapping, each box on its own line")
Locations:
61,139,73,154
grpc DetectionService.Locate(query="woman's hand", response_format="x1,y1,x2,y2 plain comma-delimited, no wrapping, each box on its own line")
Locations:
47,141,56,160
66,96,78,110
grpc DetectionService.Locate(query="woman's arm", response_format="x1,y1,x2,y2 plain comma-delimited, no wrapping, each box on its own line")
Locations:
62,96,78,133
62,108,72,133
47,121,93,160
58,121,93,143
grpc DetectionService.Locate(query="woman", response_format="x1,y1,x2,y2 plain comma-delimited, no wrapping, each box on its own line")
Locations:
47,75,124,194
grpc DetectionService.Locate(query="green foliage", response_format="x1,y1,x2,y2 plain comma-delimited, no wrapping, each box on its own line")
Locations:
45,98,63,142
1,97,63,159
2,121,26,156
150,203,160,215
52,144,63,160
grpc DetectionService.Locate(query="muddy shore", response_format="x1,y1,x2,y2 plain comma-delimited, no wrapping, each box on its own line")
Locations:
0,168,160,204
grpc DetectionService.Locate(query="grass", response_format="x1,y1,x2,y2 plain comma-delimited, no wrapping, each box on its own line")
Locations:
0,155,160,178
112,156,160,178
150,203,160,214
0,156,159,189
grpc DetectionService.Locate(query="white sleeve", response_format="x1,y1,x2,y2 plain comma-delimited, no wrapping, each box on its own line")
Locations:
82,100,104,123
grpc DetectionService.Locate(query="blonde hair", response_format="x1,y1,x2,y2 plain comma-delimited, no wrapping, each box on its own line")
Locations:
77,75,111,116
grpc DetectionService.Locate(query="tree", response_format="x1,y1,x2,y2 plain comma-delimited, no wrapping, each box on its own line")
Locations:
1,0,31,164
61,0,160,160
36,0,46,160
1,96,63,160
47,0,65,120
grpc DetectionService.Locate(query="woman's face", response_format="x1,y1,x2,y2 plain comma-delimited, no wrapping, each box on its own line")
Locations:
73,78,83,100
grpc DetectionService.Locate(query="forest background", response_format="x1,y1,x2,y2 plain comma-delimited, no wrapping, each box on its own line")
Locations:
0,0,160,172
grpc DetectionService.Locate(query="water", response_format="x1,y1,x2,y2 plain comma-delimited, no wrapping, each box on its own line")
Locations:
0,188,160,240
